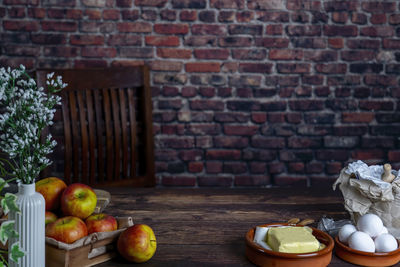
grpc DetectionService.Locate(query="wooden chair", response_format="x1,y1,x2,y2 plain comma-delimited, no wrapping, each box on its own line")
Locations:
36,66,155,187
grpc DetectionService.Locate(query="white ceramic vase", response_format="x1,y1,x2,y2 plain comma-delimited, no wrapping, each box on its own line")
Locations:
9,183,45,267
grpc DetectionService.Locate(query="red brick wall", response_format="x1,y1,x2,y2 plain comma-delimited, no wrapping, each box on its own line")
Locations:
1,0,400,187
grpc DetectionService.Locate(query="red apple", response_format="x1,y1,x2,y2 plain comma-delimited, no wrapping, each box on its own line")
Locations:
117,224,156,263
61,183,97,219
85,213,118,234
45,211,58,226
36,177,67,211
46,216,88,244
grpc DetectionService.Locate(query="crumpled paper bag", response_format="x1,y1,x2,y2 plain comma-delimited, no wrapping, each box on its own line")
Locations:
333,160,400,238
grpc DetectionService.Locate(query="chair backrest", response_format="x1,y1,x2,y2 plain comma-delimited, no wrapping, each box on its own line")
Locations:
36,66,155,187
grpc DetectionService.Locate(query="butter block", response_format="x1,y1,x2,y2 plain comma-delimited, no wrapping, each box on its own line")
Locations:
266,226,320,253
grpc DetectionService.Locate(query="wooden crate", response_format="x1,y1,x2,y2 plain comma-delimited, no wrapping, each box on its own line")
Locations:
46,217,132,267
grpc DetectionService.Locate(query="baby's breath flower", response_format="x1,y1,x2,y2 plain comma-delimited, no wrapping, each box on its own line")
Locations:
0,65,63,184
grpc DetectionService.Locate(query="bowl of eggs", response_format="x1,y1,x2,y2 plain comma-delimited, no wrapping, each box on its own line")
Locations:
335,213,400,267
245,222,334,267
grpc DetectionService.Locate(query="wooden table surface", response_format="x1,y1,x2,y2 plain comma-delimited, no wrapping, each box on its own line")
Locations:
96,186,357,267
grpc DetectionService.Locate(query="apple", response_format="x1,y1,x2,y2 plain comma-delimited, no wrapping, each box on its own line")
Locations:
117,224,156,263
36,177,67,211
45,211,58,226
85,213,118,234
61,183,97,219
46,216,88,244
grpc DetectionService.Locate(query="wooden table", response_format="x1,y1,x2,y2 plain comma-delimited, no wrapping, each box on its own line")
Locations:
97,186,356,266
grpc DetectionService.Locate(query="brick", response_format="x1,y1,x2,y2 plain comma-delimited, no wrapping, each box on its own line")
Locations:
228,25,262,35
103,9,120,20
184,36,217,46
350,63,383,73
361,2,396,12
198,10,215,22
314,86,331,97
190,100,224,110
324,136,358,148
31,33,66,44
312,12,329,23
333,126,368,136
214,137,249,148
223,125,258,136
210,0,244,8
4,45,39,56
3,20,39,31
237,11,254,22
116,0,131,7
326,162,342,175
160,9,176,21
81,22,114,32
353,87,370,98
135,0,167,7
150,60,182,71
370,14,387,24
74,59,107,68
121,10,139,20
145,36,179,46
85,9,101,20
376,113,400,123
361,26,394,37
315,63,346,74
347,39,380,49
206,162,222,173
251,137,285,148
188,162,203,173
332,12,348,23
255,37,289,48
362,137,395,148
316,150,349,161
141,9,157,20
274,175,307,186
162,176,196,186
324,1,358,12
157,48,191,58
28,8,46,18
223,162,247,174
41,21,78,32
198,176,232,187
342,112,374,123
194,49,229,60
82,0,106,7
266,24,283,35
256,11,289,22
214,112,248,122
364,75,397,86
341,51,375,61
280,150,313,161
107,34,141,46
120,47,153,58
239,63,272,73
371,126,400,136
218,11,235,22
232,49,266,60
9,7,26,18
172,0,206,8
383,39,400,49
351,150,385,162
154,23,188,34
206,150,241,160
291,11,310,23
117,22,151,33
219,37,252,47
260,101,286,111
328,38,343,49
42,0,74,6
388,151,400,162
235,175,270,186
180,10,196,21
287,25,321,36
253,88,276,98
359,100,394,111
351,13,367,24
323,25,357,36
248,0,284,10
43,46,79,57
70,34,104,45
288,137,322,148
289,100,324,111
288,162,305,173
304,50,337,62
186,63,220,73
269,49,303,60
304,113,335,124
277,63,311,74
291,37,326,48
267,113,285,123
191,24,226,35
227,100,260,110
305,162,324,174
81,47,116,58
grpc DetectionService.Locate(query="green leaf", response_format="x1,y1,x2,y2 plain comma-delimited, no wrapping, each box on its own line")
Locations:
0,178,9,193
0,220,18,245
1,193,19,215
9,242,24,263
0,261,4,267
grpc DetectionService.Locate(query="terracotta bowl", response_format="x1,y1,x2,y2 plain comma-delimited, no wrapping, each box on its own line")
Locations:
245,223,334,267
335,236,400,267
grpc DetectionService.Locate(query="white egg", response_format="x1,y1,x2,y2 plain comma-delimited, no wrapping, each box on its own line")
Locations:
348,231,375,253
380,226,388,235
357,214,383,238
375,234,398,253
339,224,357,244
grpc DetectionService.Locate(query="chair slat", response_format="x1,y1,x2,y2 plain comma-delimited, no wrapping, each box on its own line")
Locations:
119,89,129,179
77,91,89,184
93,90,104,183
85,90,96,185
61,91,72,184
110,89,121,180
69,91,80,182
103,89,114,181
127,89,137,179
